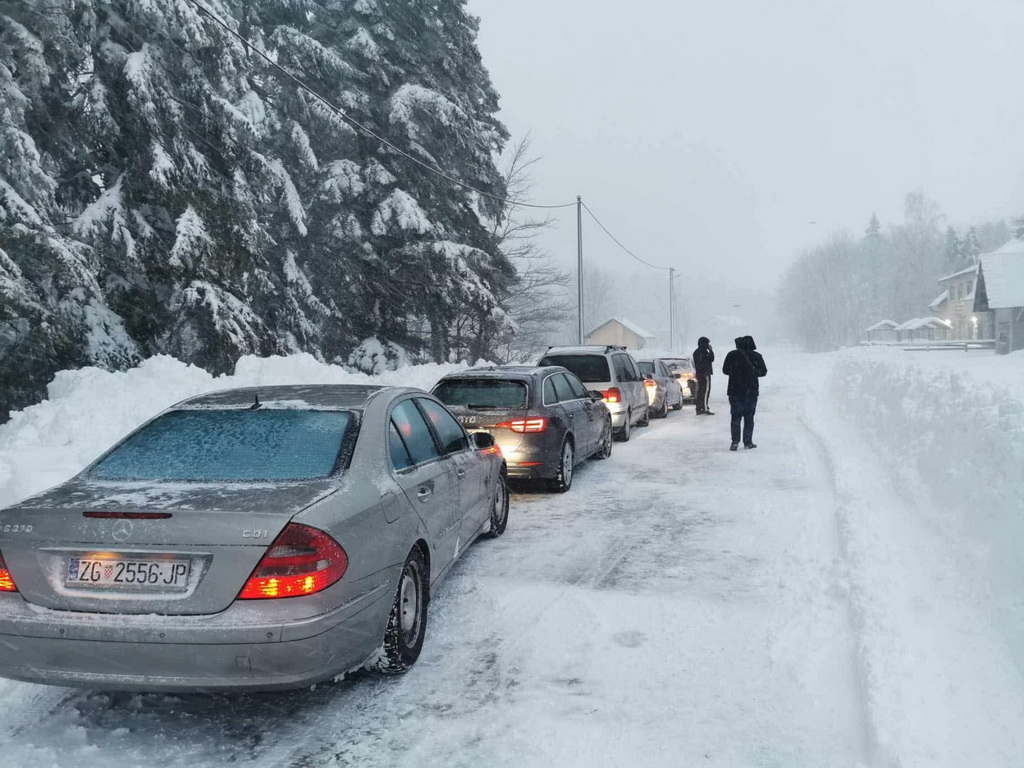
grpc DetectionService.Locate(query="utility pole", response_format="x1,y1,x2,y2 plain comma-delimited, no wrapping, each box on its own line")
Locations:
577,195,584,344
669,267,676,351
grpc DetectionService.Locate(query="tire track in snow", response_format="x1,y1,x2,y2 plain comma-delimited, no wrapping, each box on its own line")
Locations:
793,411,878,768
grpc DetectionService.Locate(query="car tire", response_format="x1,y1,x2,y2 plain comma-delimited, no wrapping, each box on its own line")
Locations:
614,410,632,442
671,396,683,411
374,547,428,675
485,471,509,538
655,398,669,418
594,418,613,459
550,438,575,493
637,403,650,427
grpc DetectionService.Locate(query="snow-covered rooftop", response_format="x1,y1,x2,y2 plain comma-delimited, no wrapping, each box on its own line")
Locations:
896,317,952,331
865,319,899,332
585,316,654,339
979,239,1024,309
928,291,948,312
937,263,978,283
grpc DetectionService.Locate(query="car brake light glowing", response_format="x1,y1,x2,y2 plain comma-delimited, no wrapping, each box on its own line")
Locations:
238,523,348,600
644,379,657,389
602,387,621,404
495,417,548,433
0,551,17,593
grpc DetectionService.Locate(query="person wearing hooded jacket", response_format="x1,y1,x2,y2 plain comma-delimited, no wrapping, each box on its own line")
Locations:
692,336,715,415
721,336,767,450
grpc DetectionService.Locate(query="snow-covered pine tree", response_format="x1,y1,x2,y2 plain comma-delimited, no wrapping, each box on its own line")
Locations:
0,0,513,417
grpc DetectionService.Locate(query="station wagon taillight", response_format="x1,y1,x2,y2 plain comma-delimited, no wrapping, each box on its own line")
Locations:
239,523,348,600
0,550,17,593
602,387,622,404
496,417,548,433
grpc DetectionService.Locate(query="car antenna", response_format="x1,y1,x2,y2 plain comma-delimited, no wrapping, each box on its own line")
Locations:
250,393,261,411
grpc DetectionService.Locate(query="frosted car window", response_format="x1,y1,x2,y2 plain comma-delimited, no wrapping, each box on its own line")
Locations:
392,400,442,465
552,374,574,403
433,378,528,408
543,376,558,404
418,399,469,455
565,374,589,399
538,355,610,383
90,409,352,482
389,420,414,471
638,362,656,376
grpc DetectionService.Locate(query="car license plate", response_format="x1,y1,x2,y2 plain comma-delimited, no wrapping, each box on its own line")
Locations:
66,557,191,590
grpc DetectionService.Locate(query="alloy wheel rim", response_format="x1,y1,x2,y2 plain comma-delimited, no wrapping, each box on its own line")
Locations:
563,442,573,486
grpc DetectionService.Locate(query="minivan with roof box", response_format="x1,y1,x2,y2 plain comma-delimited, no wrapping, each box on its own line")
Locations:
536,346,649,441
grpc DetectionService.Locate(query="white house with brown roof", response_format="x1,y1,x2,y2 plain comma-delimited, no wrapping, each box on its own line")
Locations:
585,316,655,350
975,239,1024,353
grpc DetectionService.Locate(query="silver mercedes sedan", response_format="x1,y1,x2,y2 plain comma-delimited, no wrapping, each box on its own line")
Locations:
0,384,509,692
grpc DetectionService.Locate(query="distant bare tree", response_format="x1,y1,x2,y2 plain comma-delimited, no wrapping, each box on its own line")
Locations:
489,136,573,362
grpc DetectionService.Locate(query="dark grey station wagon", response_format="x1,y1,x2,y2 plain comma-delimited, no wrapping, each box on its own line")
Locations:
432,366,613,492
0,385,508,692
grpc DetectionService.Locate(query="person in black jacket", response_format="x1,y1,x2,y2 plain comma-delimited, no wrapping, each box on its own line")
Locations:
692,336,715,415
721,335,768,450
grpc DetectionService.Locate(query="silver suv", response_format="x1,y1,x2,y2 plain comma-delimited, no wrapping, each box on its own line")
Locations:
537,345,649,441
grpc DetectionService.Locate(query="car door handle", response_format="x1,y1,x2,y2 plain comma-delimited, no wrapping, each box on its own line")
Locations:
417,486,433,500
455,468,466,478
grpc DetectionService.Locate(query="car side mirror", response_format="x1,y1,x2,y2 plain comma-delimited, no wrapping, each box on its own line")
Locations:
673,372,682,379
589,390,604,401
471,432,496,450
643,373,654,381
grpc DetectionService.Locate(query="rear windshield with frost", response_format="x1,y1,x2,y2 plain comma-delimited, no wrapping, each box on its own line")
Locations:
433,379,528,409
89,409,354,482
538,355,610,383
638,362,656,375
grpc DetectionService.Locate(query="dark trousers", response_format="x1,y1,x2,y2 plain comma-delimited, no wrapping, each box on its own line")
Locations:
695,374,711,413
729,394,758,445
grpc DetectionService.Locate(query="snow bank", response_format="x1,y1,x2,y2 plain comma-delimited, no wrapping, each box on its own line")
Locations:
0,354,478,507
807,346,1024,765
829,347,1024,596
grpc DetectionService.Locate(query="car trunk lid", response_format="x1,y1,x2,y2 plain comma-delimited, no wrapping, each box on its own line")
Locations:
0,479,339,615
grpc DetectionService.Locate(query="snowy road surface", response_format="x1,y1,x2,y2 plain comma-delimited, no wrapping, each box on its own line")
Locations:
2,352,1024,766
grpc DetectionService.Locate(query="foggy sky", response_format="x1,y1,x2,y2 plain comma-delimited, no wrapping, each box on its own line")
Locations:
467,0,1024,297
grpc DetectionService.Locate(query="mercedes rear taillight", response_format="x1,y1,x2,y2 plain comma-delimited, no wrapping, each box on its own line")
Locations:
602,387,622,404
0,550,17,593
239,523,348,600
496,417,548,433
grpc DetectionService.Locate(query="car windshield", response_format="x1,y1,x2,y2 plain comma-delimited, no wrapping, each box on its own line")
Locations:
89,409,354,482
538,355,610,383
637,362,656,375
433,378,528,409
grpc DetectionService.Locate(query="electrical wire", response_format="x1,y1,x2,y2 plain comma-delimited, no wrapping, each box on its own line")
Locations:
581,202,672,272
185,0,578,211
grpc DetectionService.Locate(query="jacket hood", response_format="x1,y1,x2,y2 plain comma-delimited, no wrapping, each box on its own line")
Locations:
734,337,745,349
698,336,710,347
744,335,757,350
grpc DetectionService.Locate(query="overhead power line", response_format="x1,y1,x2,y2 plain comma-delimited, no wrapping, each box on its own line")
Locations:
581,202,672,272
186,0,577,211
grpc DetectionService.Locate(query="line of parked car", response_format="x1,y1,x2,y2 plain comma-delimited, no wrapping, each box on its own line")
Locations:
0,346,696,693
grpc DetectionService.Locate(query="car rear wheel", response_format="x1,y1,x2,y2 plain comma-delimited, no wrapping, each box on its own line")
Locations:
614,410,632,442
551,438,575,493
486,472,509,537
655,397,669,418
594,418,613,459
637,403,650,427
374,547,428,674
